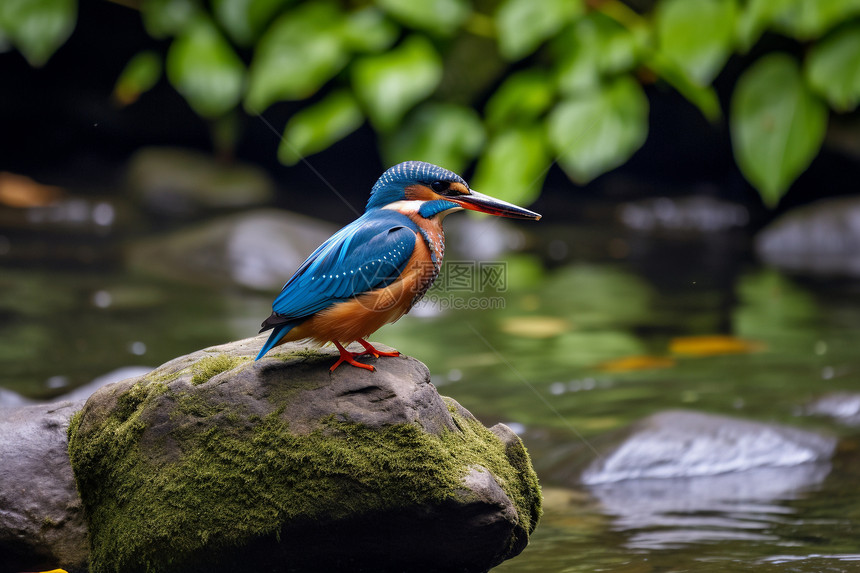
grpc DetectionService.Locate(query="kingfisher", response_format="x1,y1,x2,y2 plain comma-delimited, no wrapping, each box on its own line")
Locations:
255,161,541,371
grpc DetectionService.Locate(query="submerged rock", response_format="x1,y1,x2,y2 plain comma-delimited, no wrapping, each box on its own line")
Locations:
126,209,337,290
126,147,275,217
0,401,89,573
66,336,541,573
578,410,836,550
756,196,860,277
582,410,836,484
618,196,749,234
805,392,860,426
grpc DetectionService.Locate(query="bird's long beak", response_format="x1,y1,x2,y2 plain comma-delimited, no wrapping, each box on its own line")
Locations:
449,190,541,221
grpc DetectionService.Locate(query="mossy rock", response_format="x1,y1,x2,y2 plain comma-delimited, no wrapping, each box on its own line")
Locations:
68,336,541,573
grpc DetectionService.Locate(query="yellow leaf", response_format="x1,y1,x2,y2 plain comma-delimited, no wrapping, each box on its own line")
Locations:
0,172,63,207
596,355,676,372
499,316,570,338
670,335,766,356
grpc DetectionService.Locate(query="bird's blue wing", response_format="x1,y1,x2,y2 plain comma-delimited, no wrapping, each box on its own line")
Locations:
270,211,418,320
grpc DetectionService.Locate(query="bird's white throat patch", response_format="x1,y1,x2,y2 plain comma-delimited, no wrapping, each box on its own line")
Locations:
382,200,463,219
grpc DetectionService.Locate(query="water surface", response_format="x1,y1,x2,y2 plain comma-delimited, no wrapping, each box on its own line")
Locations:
3,239,860,572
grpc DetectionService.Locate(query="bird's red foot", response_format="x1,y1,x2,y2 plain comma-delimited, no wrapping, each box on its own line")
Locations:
357,339,401,358
331,341,375,372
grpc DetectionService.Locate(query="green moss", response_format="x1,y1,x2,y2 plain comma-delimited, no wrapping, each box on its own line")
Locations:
441,400,542,544
190,354,249,385
68,385,541,573
174,393,227,418
41,517,57,529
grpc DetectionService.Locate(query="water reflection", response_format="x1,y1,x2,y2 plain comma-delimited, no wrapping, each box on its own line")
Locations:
588,464,832,550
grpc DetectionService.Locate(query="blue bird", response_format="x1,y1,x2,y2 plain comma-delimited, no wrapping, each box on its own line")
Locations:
256,161,541,371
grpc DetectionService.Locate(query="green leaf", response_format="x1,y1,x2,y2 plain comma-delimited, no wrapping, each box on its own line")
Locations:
212,0,291,46
496,0,584,60
730,53,828,207
352,35,443,132
0,0,76,66
113,50,162,106
245,2,347,113
655,0,737,86
141,0,199,39
339,8,399,53
773,0,860,40
485,69,555,129
646,50,722,121
376,0,469,34
471,127,549,207
547,76,649,184
736,0,790,51
278,90,364,165
805,23,860,112
166,16,245,119
383,103,485,174
554,12,639,96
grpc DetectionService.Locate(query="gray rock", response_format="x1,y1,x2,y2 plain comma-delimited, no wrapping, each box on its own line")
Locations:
580,410,836,550
618,196,749,233
805,392,860,426
126,147,275,216
0,401,89,573
127,209,338,290
756,196,860,276
0,387,33,408
582,410,836,484
65,336,540,573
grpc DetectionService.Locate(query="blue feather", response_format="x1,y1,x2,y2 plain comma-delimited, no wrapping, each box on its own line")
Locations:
366,161,466,211
255,322,299,360
255,210,419,360
418,199,459,218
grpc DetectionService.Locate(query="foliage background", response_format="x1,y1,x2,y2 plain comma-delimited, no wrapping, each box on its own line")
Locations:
2,0,860,213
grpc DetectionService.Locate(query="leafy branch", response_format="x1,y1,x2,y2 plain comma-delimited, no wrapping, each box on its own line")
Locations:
3,0,860,207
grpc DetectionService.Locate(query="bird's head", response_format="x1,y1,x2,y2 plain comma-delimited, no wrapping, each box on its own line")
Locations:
366,161,541,221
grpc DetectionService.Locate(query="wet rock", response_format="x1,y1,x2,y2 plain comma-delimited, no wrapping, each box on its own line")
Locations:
805,392,860,426
582,410,836,484
126,209,338,290
618,196,749,234
580,410,836,550
127,147,275,217
67,336,541,573
756,196,860,277
0,401,89,573
0,192,134,265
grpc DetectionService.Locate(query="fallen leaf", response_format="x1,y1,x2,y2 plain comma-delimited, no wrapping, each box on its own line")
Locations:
500,316,570,338
0,172,64,207
596,355,676,372
670,335,766,356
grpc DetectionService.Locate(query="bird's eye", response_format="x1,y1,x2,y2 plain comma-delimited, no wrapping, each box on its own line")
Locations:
430,181,449,194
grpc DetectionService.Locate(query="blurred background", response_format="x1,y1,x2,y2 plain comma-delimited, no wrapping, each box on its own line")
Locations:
3,0,860,571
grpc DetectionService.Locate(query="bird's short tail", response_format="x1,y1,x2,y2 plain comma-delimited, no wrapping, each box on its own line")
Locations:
255,322,297,360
